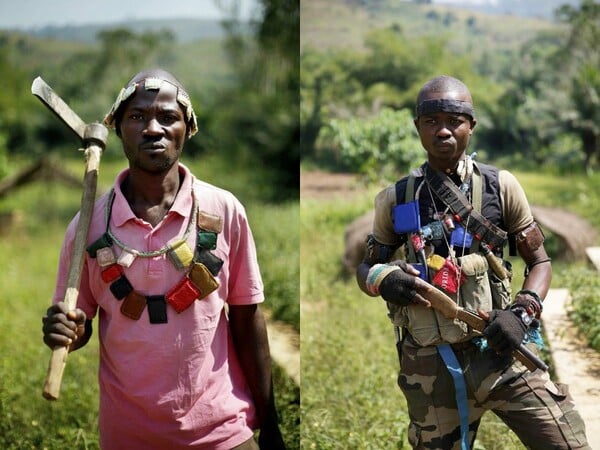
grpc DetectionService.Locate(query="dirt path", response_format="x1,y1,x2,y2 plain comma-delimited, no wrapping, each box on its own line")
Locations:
543,289,600,449
265,312,300,386
301,169,363,200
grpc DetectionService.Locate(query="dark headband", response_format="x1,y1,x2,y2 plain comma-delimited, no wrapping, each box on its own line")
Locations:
415,99,475,119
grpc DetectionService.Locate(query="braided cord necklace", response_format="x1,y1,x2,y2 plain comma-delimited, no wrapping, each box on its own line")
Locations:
86,186,223,323
104,188,197,258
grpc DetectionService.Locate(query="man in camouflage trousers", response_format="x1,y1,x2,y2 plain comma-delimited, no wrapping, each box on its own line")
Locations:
357,75,589,449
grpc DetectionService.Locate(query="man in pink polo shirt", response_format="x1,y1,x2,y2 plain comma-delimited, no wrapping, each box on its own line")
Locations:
42,69,286,450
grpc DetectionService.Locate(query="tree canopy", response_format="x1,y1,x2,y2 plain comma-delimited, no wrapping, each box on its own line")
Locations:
0,0,299,202
301,0,600,176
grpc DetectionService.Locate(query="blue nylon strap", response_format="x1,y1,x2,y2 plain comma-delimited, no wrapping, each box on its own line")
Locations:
437,344,470,450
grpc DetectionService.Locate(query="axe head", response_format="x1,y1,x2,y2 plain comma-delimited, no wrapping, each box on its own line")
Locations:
31,76,86,141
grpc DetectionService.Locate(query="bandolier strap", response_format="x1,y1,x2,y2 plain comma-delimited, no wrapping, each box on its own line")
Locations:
424,165,507,249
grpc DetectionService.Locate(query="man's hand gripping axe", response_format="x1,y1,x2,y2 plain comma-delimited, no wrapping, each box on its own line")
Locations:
32,77,108,400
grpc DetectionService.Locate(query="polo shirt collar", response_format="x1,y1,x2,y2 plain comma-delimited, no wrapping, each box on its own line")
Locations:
111,163,195,228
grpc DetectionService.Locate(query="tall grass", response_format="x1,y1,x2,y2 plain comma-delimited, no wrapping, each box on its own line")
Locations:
0,155,299,449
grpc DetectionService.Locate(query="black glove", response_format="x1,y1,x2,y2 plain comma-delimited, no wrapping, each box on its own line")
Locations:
379,269,417,306
483,309,527,355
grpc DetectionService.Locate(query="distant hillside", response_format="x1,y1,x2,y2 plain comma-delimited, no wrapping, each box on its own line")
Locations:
0,27,233,105
301,0,564,52
432,0,580,20
12,18,251,44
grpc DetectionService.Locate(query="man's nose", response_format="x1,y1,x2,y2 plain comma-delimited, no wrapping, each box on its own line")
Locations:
143,118,163,135
436,123,452,137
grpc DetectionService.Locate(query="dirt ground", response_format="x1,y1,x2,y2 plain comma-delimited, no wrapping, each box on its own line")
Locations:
300,170,363,200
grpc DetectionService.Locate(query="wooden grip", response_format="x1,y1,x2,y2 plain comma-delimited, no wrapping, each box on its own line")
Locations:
42,145,101,400
42,346,69,400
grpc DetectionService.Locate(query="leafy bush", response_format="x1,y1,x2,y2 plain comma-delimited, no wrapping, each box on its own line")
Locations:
557,265,600,351
0,133,8,179
319,108,423,180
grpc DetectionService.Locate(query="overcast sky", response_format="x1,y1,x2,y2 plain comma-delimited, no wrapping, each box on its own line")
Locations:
0,0,260,29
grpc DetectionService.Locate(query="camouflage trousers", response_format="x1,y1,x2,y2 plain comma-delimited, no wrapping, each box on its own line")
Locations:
398,336,590,450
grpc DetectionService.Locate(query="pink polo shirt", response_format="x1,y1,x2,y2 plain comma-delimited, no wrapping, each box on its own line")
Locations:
53,164,263,449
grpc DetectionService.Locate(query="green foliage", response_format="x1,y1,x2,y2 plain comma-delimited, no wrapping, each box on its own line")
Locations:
210,0,300,202
0,133,8,179
301,0,600,174
0,45,42,158
0,2,298,203
554,0,600,170
555,265,600,352
319,108,422,180
250,201,300,331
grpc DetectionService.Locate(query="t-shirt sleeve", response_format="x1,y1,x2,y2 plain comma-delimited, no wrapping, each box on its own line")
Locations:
52,214,98,319
372,185,403,246
225,198,265,306
499,170,534,235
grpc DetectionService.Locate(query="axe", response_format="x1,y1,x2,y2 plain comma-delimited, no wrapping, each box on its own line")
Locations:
32,77,108,400
414,280,548,372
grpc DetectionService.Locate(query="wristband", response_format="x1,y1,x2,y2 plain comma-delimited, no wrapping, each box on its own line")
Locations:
515,289,543,318
509,305,533,327
366,264,401,296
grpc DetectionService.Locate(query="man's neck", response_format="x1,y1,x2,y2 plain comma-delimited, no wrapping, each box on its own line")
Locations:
124,164,181,206
428,156,465,175
122,164,182,226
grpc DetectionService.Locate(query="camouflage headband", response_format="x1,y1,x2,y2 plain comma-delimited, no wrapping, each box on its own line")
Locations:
102,77,198,138
415,98,475,119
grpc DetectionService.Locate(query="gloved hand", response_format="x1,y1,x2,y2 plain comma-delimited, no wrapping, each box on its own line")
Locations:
378,269,417,306
483,309,527,355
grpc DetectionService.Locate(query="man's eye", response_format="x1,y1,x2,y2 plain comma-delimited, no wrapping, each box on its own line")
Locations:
129,114,144,121
161,115,178,124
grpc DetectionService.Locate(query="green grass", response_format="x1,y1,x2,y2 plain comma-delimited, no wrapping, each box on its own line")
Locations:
300,169,600,449
0,155,299,449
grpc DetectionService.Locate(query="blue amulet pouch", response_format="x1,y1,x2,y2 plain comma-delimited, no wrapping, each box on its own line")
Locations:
393,200,421,234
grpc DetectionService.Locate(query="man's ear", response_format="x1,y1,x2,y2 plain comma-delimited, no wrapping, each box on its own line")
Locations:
469,118,477,134
413,118,420,132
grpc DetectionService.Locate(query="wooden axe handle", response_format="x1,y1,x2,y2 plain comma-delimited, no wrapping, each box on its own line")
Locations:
42,143,102,400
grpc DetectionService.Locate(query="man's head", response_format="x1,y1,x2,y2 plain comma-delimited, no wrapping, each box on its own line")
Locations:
103,68,198,139
103,69,198,174
414,75,477,171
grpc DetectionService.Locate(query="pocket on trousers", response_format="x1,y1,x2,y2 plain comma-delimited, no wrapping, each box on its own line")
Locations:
543,381,588,447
